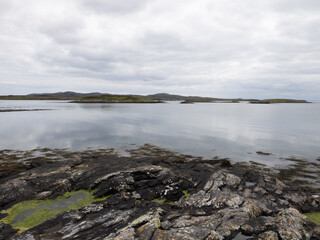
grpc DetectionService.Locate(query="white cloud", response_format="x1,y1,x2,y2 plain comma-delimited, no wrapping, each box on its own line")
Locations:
0,0,319,100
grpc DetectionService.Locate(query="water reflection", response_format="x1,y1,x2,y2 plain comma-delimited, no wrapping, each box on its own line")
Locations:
0,100,319,166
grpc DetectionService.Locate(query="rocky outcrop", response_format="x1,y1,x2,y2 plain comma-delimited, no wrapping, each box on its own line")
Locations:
0,154,319,239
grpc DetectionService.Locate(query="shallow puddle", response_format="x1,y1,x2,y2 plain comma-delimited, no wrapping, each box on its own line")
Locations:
1,190,104,232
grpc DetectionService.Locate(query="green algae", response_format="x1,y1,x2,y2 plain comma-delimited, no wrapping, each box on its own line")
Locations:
1,189,110,232
74,163,86,168
182,190,190,198
152,198,166,204
151,198,175,205
304,212,320,224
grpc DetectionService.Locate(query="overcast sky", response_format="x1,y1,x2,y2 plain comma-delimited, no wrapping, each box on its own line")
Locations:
0,0,320,99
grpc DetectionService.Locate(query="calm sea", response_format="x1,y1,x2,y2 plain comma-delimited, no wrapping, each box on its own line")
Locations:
1,100,319,167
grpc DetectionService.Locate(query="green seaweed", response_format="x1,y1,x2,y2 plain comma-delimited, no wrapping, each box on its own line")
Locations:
1,189,110,232
304,212,320,224
152,198,166,204
151,198,175,205
74,163,85,168
182,190,190,198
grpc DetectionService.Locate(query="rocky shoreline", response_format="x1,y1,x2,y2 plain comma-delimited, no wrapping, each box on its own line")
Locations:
70,100,163,104
0,109,51,112
0,149,320,240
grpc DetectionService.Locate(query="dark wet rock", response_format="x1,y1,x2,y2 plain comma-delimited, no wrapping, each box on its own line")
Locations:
312,226,320,239
13,204,137,240
0,223,18,240
0,152,319,239
256,151,272,156
28,158,48,169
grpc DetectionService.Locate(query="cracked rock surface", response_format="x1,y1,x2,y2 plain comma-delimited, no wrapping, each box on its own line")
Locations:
0,154,319,240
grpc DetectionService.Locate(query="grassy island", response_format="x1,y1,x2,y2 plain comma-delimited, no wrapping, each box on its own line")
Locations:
181,98,240,104
181,97,214,103
262,99,308,103
72,95,162,103
250,99,309,104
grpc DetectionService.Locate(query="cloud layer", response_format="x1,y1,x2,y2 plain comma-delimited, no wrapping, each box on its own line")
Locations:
0,0,319,99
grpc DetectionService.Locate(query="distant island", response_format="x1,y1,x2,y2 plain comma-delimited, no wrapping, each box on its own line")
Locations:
181,98,241,104
250,99,309,104
71,95,162,103
0,91,310,103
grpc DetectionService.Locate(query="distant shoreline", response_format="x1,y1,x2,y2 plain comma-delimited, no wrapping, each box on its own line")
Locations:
70,100,163,104
0,109,52,112
0,91,310,103
250,99,309,104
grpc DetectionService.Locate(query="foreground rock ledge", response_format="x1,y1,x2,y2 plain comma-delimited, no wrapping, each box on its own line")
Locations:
0,154,319,240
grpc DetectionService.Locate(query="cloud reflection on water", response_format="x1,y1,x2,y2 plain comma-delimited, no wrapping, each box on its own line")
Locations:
0,101,319,166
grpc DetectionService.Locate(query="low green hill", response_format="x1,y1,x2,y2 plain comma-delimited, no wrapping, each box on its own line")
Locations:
76,95,158,103
262,99,308,103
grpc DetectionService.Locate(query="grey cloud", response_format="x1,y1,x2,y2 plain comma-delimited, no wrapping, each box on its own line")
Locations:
0,1,13,16
39,18,85,45
273,0,320,12
140,32,188,52
81,0,148,14
0,0,319,100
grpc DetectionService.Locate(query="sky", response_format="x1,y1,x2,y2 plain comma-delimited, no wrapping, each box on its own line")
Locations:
0,0,320,100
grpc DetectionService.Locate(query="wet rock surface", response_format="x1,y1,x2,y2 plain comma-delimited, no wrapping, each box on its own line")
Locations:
0,152,320,240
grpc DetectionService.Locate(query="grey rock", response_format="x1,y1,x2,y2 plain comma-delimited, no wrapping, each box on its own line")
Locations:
312,226,320,239
257,231,279,240
0,153,318,240
215,209,249,237
276,208,309,240
0,223,18,240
